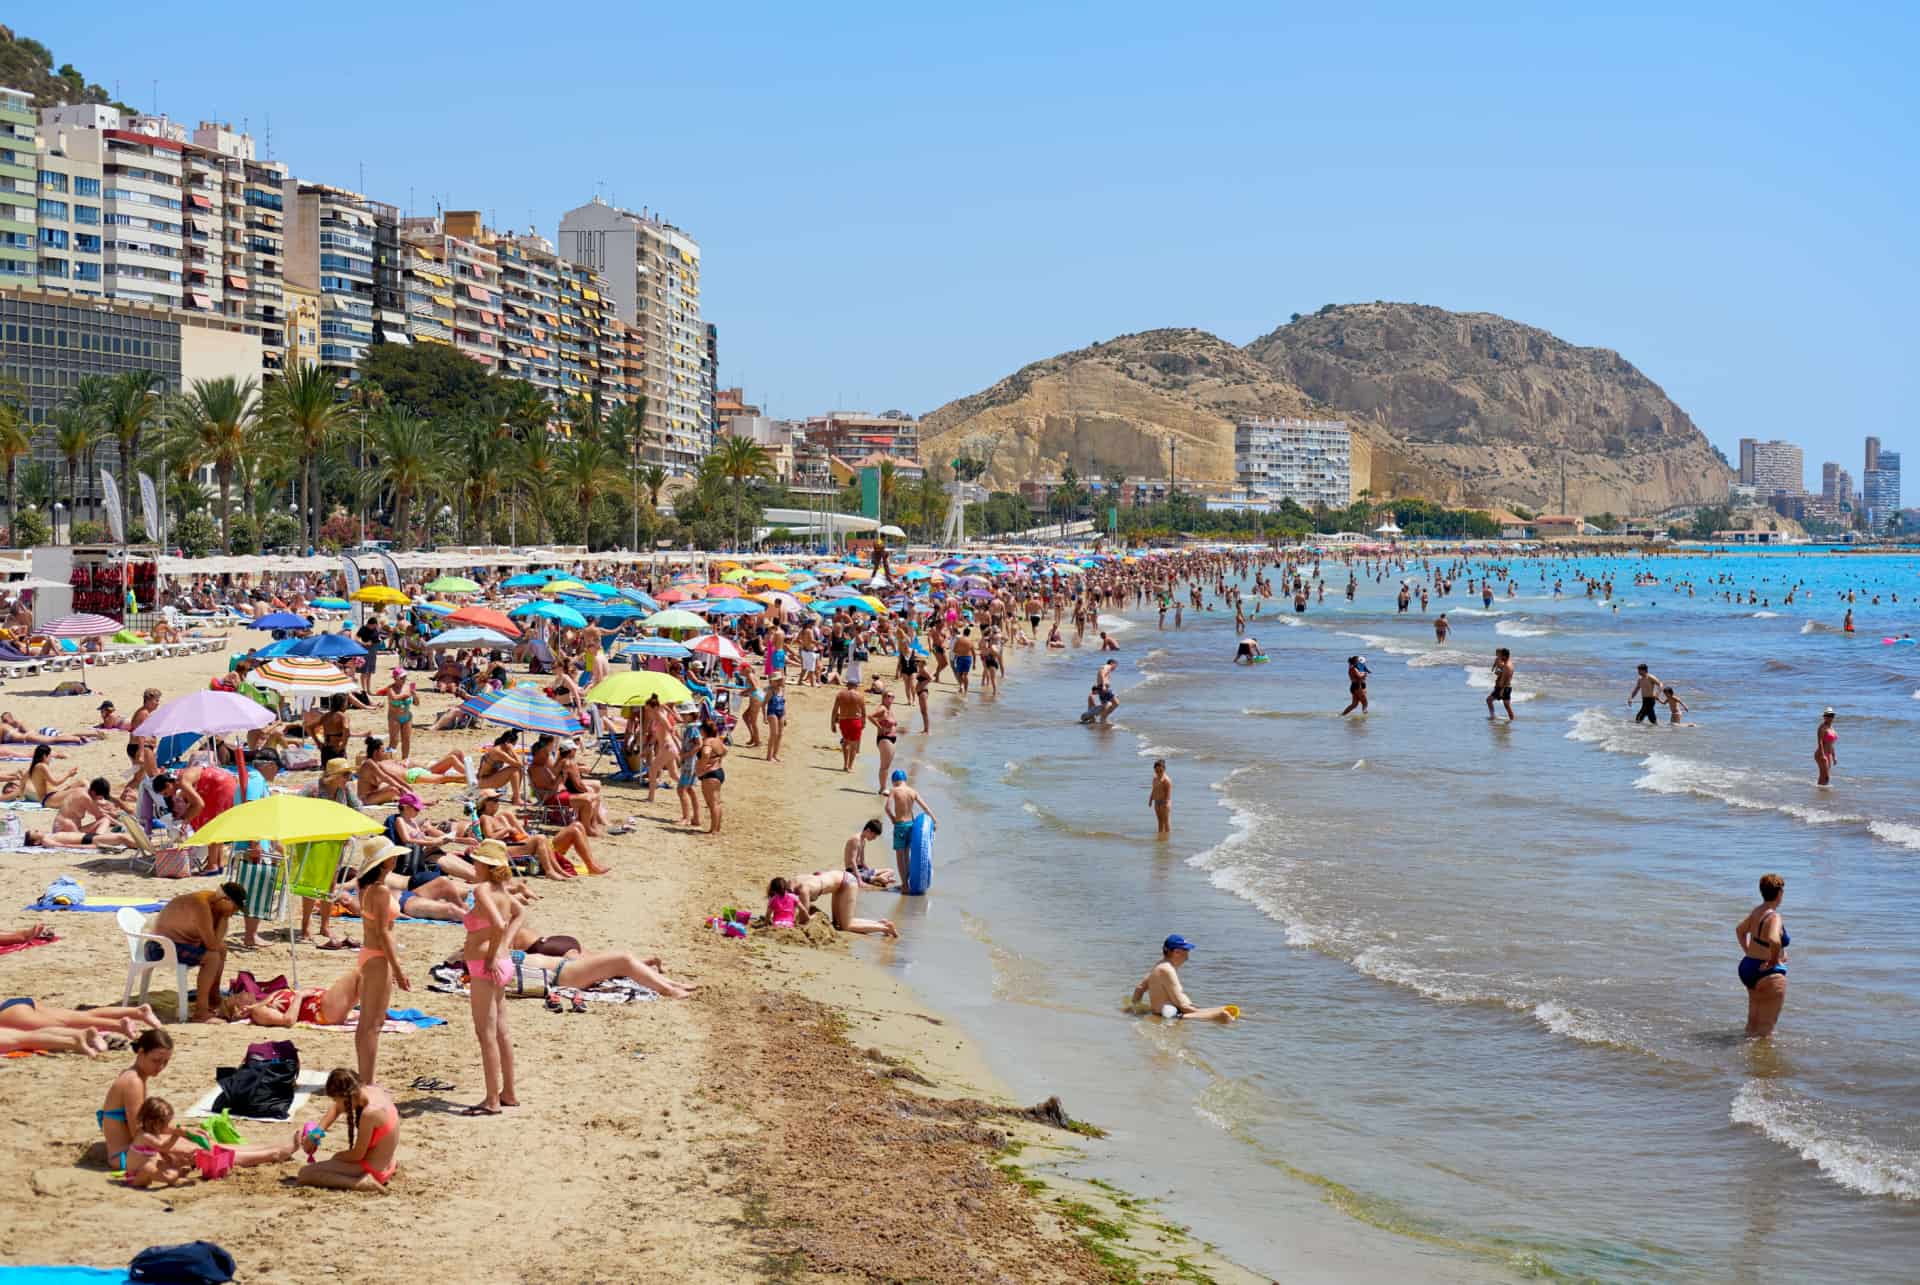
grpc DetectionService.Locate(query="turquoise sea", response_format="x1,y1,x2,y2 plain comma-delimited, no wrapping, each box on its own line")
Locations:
861,550,1920,1282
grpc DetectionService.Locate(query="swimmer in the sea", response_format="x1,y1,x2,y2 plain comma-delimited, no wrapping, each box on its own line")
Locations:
1131,935,1235,1022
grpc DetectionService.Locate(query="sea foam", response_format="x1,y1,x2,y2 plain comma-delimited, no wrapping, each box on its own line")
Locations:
1731,1081,1920,1200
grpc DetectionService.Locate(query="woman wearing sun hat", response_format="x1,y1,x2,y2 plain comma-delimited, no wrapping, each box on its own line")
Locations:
461,839,523,1117
350,834,413,1088
302,758,363,809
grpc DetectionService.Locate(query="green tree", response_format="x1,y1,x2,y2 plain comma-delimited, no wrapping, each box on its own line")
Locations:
639,463,667,509
445,416,504,545
712,434,774,550
172,509,218,557
0,379,27,545
102,369,163,539
9,506,50,548
558,435,621,550
357,342,520,423
513,429,558,544
18,458,53,512
1688,504,1733,541
361,409,440,549
50,405,97,539
171,375,260,550
262,362,345,549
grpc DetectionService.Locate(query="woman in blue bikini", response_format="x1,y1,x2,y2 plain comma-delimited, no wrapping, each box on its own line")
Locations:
97,1029,173,1169
1736,872,1790,1038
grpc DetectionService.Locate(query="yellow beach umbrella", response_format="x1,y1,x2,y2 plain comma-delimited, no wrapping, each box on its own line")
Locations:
350,585,409,606
542,580,588,595
720,568,753,583
189,796,382,848
586,671,693,708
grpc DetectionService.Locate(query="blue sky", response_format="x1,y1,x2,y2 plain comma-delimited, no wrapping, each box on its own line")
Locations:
25,2,1917,485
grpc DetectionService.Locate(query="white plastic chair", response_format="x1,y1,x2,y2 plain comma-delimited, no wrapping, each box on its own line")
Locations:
117,907,191,1022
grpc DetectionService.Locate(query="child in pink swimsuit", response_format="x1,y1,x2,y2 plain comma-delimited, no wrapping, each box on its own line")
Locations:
765,877,799,928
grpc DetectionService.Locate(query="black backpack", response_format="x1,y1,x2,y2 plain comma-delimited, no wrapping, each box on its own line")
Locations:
129,1241,236,1283
211,1040,300,1119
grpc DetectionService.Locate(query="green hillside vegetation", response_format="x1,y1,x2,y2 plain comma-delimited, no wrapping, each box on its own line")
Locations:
0,24,131,110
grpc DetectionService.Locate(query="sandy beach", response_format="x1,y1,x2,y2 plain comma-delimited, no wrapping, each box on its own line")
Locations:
0,633,1262,1284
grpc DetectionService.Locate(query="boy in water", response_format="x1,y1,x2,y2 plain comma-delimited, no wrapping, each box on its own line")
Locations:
1132,935,1236,1022
1660,686,1690,724
1148,760,1171,836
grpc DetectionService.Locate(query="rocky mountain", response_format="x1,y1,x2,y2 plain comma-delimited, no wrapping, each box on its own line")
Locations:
921,303,1732,515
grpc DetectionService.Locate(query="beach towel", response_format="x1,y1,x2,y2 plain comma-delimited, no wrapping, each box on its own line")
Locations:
299,1007,448,1034
0,746,43,760
0,933,56,956
32,876,86,907
0,800,47,811
334,913,461,928
0,1268,131,1284
27,899,164,914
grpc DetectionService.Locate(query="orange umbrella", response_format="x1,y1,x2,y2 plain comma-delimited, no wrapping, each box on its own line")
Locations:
447,606,522,637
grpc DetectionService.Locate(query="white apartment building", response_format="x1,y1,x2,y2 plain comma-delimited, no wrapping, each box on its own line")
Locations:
1234,417,1352,509
557,198,708,472
398,213,501,371
284,182,393,376
34,124,189,309
1742,438,1803,494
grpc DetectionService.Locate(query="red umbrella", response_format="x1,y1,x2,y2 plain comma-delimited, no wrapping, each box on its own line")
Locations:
656,588,698,604
688,634,745,661
701,584,744,598
447,606,521,637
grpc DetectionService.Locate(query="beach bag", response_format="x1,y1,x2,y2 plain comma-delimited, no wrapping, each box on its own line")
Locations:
152,847,195,880
128,1240,236,1283
212,1042,299,1119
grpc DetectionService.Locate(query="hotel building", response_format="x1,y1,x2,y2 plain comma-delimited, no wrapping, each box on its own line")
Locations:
1234,417,1352,509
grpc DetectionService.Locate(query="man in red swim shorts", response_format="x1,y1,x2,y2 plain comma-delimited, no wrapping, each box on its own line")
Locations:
830,679,867,773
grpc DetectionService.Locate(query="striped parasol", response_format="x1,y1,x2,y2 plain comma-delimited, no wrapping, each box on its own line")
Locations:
249,656,358,694
466,685,584,735
688,634,746,662
39,613,124,638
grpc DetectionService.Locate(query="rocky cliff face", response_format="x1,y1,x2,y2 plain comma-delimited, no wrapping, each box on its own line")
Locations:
920,304,1732,515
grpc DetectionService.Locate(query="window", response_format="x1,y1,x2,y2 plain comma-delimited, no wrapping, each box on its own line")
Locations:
38,171,67,193
38,257,67,278
74,177,99,197
37,228,67,249
36,198,67,219
74,233,100,253
72,205,99,225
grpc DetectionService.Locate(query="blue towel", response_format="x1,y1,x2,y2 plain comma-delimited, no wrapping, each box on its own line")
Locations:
385,1007,447,1028
0,1268,131,1284
25,901,164,913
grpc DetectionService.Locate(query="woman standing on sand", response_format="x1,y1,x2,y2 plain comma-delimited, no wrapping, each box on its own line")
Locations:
460,842,522,1116
1736,873,1791,1038
1815,707,1838,786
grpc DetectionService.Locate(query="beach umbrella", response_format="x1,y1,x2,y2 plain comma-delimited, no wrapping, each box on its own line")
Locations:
246,611,312,631
471,686,583,735
655,588,700,604
700,598,764,617
250,656,357,695
699,583,744,598
611,638,691,660
188,795,381,848
424,626,517,650
719,568,753,584
501,573,551,589
643,608,709,632
587,671,693,708
252,638,299,659
349,585,410,606
617,588,659,609
757,590,803,612
310,597,351,610
833,597,884,615
447,606,521,636
285,633,369,661
752,562,790,574
423,575,481,594
413,602,455,617
688,634,745,662
819,585,863,599
511,601,589,629
136,690,277,742
541,580,590,596
585,581,621,596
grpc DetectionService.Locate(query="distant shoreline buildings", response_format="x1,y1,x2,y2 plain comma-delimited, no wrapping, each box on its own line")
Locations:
1734,434,1902,533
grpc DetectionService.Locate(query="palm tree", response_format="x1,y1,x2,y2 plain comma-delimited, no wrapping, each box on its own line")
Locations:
262,362,345,549
445,417,504,544
362,409,439,549
51,406,99,539
876,459,898,525
639,464,667,510
67,374,111,523
0,403,29,546
102,370,163,539
712,434,773,551
558,436,621,549
606,396,650,548
514,429,558,544
171,375,260,550
501,382,550,442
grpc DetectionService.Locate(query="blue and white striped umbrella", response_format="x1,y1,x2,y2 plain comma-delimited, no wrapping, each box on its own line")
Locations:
463,686,583,735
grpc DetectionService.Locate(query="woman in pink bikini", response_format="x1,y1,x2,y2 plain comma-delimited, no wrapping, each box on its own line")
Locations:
350,836,411,1088
461,840,523,1116
1815,707,1838,786
299,1068,400,1190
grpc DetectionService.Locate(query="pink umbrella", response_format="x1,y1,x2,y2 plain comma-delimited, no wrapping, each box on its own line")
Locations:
135,690,277,741
40,613,122,637
688,635,745,662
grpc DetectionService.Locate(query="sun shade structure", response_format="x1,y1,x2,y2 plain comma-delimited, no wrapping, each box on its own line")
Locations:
350,585,410,605
246,611,312,631
188,796,382,848
249,657,357,694
134,690,277,741
446,607,521,636
468,686,584,735
38,613,126,637
423,575,481,594
424,627,517,650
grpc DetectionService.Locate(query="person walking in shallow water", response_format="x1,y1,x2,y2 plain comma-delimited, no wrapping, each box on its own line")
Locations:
1486,647,1515,721
1148,759,1171,837
1814,707,1837,785
1736,873,1790,1038
1340,656,1369,716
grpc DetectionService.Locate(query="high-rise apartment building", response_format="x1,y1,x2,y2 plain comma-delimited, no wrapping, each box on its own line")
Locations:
398,213,501,372
284,181,397,377
1865,435,1880,475
1234,417,1353,509
1821,462,1853,506
32,128,103,296
491,231,560,394
1863,451,1902,529
0,87,38,286
1742,439,1803,494
557,198,707,471
186,122,289,371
